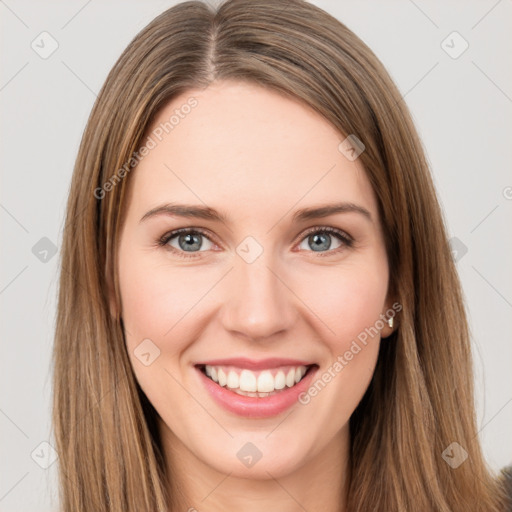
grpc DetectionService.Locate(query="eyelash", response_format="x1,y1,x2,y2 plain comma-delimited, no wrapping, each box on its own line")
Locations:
156,226,354,260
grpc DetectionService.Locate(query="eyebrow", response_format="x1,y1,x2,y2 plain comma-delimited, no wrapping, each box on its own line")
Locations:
139,202,372,224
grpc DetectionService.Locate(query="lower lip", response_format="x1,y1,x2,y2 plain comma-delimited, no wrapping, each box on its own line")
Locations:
196,366,318,418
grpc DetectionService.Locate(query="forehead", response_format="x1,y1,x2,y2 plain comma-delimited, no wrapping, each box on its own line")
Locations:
126,80,378,223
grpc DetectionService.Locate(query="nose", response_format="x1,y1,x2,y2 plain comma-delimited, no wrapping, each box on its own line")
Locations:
219,252,298,342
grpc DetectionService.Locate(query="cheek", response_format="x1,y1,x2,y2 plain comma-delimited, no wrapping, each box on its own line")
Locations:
119,252,206,345
267,259,388,447
294,264,387,421
118,251,209,410
300,260,388,348
297,258,387,409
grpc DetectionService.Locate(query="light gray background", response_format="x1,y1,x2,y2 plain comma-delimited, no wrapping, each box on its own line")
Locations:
1,1,511,510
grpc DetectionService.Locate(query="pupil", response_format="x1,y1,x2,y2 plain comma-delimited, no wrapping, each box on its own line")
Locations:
180,233,202,251
310,233,330,252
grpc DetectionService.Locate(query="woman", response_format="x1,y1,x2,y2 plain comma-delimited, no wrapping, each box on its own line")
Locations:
52,0,511,510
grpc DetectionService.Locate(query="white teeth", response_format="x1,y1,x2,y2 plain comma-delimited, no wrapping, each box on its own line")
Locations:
239,369,257,392
202,364,311,393
227,370,239,389
217,368,227,387
257,371,274,392
205,365,218,382
285,368,295,387
234,389,273,398
274,370,286,390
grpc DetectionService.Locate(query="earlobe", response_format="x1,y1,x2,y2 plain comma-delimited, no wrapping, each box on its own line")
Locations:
380,297,400,339
381,316,395,339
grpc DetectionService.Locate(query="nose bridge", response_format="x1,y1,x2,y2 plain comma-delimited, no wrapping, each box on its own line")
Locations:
221,241,296,340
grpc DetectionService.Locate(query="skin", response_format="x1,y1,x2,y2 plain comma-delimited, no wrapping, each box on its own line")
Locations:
115,80,393,512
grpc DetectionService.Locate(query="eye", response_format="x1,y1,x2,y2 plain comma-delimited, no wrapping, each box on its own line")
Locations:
157,228,215,258
296,226,354,256
157,226,353,259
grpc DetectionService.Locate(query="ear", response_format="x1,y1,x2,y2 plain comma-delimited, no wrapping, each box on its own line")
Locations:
380,296,401,339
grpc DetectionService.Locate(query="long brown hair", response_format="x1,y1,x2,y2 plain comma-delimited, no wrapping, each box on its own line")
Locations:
52,0,508,510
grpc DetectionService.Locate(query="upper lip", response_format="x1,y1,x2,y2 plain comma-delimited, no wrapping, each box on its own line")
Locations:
195,357,316,370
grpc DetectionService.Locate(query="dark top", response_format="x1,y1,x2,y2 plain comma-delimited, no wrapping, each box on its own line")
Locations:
499,465,512,511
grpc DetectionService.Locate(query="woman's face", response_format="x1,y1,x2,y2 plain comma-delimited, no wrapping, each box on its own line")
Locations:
117,80,392,480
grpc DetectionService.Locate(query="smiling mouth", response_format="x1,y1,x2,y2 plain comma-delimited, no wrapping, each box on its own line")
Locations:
196,364,318,398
